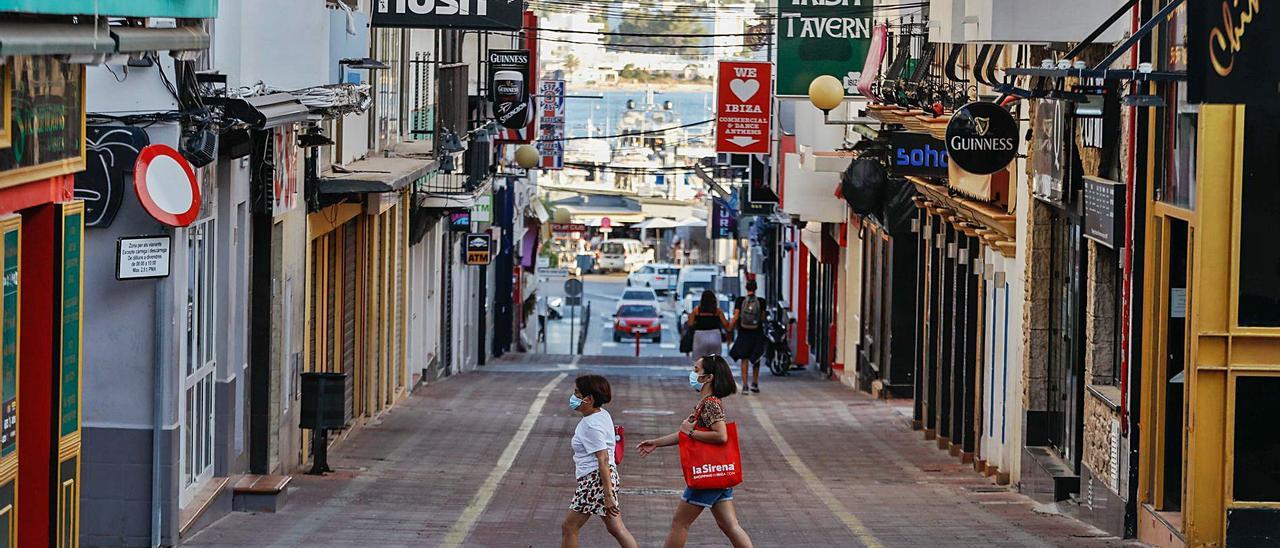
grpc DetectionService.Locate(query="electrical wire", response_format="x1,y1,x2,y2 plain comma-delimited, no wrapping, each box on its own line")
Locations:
538,119,714,142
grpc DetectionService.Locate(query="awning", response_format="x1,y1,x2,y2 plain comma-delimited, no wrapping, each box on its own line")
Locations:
634,218,680,229
111,26,210,54
317,156,432,196
0,22,113,56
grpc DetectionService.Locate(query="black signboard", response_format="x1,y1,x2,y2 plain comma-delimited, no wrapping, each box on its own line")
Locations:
740,186,773,216
74,126,150,228
1188,1,1277,104
712,198,738,240
1083,176,1125,249
889,131,949,178
449,210,471,231
1031,99,1074,207
465,232,493,265
488,49,531,130
945,101,1017,176
371,0,523,30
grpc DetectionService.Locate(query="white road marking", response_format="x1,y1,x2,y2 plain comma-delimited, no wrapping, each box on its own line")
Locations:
747,397,884,548
441,368,570,547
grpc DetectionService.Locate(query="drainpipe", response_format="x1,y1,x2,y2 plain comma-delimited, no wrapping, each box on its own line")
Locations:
152,275,171,547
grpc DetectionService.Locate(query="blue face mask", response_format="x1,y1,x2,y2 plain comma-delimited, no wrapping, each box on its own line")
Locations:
569,394,584,410
689,371,705,392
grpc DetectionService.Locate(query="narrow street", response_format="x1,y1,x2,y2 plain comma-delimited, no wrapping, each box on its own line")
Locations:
541,273,686,358
188,354,1128,548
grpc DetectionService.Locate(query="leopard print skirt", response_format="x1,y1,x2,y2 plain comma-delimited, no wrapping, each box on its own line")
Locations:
569,464,621,516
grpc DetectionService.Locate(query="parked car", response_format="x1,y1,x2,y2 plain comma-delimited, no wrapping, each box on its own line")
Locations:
596,239,646,273
618,287,659,305
626,263,679,293
613,303,663,343
675,266,718,302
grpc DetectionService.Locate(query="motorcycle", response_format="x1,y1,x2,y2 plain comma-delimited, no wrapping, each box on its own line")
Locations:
764,305,794,376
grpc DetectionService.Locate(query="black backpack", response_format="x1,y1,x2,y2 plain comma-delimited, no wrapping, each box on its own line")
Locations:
739,297,762,330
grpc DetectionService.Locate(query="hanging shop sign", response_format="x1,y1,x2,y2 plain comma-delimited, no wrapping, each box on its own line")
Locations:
889,131,949,178
74,126,150,228
945,102,1018,176
465,232,493,265
371,0,522,30
715,60,773,154
1083,176,1125,249
449,209,471,231
133,144,201,227
537,79,565,170
775,0,875,97
497,11,539,144
1187,0,1277,104
489,49,531,130
1030,99,1074,207
471,192,493,224
115,235,172,280
740,186,773,216
0,56,85,189
271,125,301,216
711,198,738,240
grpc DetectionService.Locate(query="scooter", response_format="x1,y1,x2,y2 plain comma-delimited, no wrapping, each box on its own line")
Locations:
765,305,794,376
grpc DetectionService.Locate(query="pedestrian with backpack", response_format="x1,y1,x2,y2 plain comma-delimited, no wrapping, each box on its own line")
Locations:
729,280,767,394
562,375,639,548
636,355,753,548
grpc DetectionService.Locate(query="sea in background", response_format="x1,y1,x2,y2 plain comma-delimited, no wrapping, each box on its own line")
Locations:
564,88,715,139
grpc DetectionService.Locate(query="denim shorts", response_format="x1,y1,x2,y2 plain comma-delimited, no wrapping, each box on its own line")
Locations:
681,487,734,508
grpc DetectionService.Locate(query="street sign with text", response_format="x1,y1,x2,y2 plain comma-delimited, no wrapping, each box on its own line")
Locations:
371,0,522,30
716,61,773,154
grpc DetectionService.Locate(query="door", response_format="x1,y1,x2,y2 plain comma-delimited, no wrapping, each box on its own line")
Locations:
181,220,218,505
1155,218,1190,512
1046,209,1087,469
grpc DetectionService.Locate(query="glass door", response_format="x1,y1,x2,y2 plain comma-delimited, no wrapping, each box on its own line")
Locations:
181,219,218,504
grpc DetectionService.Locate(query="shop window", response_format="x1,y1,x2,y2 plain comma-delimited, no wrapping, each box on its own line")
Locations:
1237,104,1280,327
1233,376,1280,502
1154,4,1197,209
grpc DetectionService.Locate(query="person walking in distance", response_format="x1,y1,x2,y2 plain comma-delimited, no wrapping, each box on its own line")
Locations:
687,290,731,359
562,375,638,548
537,296,549,345
637,355,753,548
730,280,767,393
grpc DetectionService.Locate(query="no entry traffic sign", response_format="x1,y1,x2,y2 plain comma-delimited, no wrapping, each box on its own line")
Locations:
133,144,201,227
716,60,773,155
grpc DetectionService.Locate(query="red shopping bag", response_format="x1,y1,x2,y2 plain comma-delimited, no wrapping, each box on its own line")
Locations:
614,425,625,465
678,422,743,489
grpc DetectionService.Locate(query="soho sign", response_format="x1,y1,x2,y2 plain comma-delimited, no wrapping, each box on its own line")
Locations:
945,102,1018,175
373,0,522,30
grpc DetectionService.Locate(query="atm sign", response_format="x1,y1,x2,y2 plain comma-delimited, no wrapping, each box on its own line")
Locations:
889,132,949,178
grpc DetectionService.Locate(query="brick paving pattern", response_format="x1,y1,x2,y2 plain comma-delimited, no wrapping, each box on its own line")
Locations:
187,356,1139,547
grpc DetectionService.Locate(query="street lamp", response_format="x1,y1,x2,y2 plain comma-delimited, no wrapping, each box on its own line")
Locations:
807,74,845,113
515,144,540,170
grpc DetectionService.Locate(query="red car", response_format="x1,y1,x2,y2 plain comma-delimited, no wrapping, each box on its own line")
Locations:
613,303,662,343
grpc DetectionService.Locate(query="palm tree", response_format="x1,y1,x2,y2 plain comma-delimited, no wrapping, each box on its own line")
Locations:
564,54,581,79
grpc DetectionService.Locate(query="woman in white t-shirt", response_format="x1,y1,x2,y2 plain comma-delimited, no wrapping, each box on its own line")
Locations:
561,375,638,548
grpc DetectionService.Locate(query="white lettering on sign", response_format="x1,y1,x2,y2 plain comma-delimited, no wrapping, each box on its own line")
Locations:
386,0,487,16
117,236,172,280
781,13,872,39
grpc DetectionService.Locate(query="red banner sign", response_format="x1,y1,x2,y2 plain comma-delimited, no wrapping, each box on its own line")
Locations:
550,223,587,233
715,60,773,155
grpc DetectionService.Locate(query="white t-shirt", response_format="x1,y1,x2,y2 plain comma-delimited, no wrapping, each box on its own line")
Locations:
571,409,616,478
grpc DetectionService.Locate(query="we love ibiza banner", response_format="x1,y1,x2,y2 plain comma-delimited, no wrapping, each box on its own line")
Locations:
716,60,773,155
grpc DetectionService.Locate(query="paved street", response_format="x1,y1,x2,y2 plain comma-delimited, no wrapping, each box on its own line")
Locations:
188,353,1132,547
540,274,688,358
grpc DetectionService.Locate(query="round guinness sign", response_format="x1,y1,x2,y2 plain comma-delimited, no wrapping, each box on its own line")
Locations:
945,102,1019,175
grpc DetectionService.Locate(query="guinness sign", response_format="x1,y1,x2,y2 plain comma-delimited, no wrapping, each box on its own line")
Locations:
488,49,531,130
1188,0,1278,104
945,102,1018,176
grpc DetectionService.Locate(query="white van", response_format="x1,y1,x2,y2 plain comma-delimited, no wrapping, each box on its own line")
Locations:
596,239,646,273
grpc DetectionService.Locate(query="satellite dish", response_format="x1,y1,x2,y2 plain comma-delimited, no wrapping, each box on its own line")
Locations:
133,144,201,227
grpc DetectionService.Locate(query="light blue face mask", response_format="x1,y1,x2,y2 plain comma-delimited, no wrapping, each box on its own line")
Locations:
689,371,705,392
569,394,584,410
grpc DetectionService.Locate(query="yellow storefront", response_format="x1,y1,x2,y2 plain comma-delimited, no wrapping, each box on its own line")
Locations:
1138,5,1280,544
